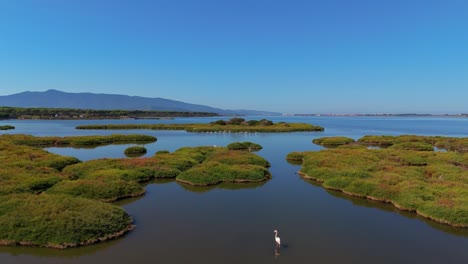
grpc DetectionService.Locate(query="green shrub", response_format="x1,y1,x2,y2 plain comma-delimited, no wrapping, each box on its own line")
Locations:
44,156,81,171
177,166,222,186
47,178,144,202
313,137,355,146
226,141,262,151
227,117,245,125
210,120,227,125
399,153,428,166
176,161,270,186
153,166,181,178
389,142,434,151
286,152,306,163
124,146,147,157
358,135,396,146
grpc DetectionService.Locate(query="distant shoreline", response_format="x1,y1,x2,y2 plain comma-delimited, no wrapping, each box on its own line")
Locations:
0,106,219,120
289,113,468,117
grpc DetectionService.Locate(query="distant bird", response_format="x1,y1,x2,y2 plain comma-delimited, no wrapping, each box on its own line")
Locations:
274,230,281,247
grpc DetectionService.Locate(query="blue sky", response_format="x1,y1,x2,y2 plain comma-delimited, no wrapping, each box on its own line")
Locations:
1,0,467,114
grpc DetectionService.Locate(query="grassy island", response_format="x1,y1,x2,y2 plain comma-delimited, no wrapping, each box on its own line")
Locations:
62,145,271,188
175,147,271,186
0,125,15,130
124,146,147,157
0,135,135,248
289,135,468,227
226,141,262,151
313,136,355,146
357,135,467,153
0,134,271,248
0,194,134,248
2,134,156,148
75,118,324,133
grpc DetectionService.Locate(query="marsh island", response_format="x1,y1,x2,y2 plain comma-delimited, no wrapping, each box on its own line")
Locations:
288,135,468,227
75,118,324,133
0,125,15,130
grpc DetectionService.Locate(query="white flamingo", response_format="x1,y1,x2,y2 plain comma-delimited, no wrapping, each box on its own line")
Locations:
273,230,281,247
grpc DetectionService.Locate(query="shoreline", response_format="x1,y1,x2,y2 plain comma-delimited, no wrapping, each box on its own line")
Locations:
175,174,271,187
176,175,271,187
298,171,468,228
0,224,135,249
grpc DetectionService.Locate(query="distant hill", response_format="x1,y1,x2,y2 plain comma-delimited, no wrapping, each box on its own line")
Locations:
0,90,280,116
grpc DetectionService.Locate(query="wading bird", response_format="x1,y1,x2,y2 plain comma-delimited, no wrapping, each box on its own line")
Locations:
273,230,281,247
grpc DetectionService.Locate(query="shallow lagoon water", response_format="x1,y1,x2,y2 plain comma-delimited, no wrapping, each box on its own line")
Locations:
0,116,467,264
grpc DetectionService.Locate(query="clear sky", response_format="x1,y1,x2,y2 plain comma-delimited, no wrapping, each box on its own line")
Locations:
1,0,467,114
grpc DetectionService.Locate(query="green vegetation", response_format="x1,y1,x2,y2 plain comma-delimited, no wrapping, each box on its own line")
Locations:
76,118,324,133
290,135,468,227
312,135,467,153
0,139,80,196
286,151,307,162
388,142,434,151
46,177,144,202
62,146,271,187
357,135,467,153
0,133,272,248
226,141,262,151
313,136,355,146
2,134,156,148
0,136,134,248
211,117,274,126
0,106,218,120
175,148,271,186
0,125,15,130
356,135,397,146
124,146,147,157
0,194,133,248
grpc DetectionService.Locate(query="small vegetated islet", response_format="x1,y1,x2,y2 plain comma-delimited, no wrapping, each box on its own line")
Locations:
124,146,147,157
0,125,15,130
2,134,157,148
226,141,262,151
313,136,355,146
75,118,324,133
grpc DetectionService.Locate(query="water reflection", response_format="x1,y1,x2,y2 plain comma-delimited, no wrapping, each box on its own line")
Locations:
302,178,468,237
0,235,124,258
177,180,269,193
274,245,280,258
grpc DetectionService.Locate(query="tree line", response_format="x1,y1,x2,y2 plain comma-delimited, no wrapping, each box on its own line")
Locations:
0,106,219,120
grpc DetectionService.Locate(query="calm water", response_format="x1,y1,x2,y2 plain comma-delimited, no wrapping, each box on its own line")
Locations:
0,116,467,264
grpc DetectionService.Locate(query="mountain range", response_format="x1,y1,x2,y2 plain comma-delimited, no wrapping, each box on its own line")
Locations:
0,90,280,116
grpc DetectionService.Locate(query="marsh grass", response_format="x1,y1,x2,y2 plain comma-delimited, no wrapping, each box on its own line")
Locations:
226,141,262,151
0,194,133,248
0,125,15,130
313,136,355,146
1,134,270,248
3,134,156,148
76,119,324,133
292,135,468,227
124,146,147,157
